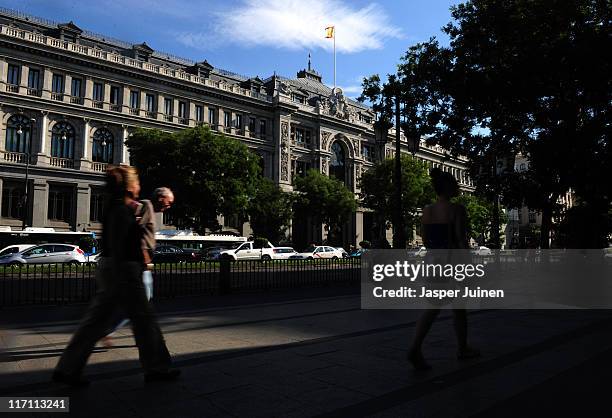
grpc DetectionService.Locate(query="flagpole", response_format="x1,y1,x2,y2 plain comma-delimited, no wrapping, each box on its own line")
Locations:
333,27,336,90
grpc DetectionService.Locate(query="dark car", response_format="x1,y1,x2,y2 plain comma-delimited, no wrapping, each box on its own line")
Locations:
152,245,198,264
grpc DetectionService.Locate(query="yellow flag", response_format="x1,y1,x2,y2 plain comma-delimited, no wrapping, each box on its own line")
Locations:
325,26,335,39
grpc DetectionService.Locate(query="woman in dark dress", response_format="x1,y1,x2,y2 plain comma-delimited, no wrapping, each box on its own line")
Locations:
53,166,179,386
407,168,480,370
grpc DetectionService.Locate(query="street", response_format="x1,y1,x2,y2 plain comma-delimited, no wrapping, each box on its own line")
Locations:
1,286,611,417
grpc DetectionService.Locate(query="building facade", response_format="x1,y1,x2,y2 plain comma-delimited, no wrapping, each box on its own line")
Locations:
0,8,473,246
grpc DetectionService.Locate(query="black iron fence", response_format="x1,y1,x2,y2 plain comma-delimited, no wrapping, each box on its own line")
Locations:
0,258,362,307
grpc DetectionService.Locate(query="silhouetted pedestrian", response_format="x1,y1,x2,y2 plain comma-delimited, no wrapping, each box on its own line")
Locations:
53,166,180,386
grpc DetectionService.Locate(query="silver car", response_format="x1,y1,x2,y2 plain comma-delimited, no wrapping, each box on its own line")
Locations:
0,243,87,266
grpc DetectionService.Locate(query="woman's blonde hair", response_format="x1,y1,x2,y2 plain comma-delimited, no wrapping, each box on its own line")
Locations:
105,165,139,199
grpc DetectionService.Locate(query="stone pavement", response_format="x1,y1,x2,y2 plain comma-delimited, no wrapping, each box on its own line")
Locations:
1,286,612,417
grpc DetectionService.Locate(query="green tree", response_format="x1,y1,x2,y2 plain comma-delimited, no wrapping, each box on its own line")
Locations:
127,126,261,233
414,0,610,248
294,169,357,246
359,155,435,246
247,178,294,244
452,194,507,246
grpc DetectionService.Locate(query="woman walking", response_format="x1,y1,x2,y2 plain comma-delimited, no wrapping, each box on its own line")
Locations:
53,166,179,386
408,168,480,370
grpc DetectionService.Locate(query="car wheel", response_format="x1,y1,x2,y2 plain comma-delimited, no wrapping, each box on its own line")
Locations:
8,262,21,268
261,255,271,261
307,256,313,260
332,256,339,260
68,261,81,267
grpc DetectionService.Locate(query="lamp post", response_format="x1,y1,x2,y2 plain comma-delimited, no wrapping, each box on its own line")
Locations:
374,119,390,162
19,118,36,230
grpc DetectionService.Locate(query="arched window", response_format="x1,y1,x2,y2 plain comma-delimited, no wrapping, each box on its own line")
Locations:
51,122,75,159
5,115,33,153
329,141,346,184
92,128,114,163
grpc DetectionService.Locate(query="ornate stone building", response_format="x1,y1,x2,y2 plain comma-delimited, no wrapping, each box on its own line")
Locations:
0,8,473,247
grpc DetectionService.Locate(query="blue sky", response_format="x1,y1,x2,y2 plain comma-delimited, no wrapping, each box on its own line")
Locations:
2,0,460,98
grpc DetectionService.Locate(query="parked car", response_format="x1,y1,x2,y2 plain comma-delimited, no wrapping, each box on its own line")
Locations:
203,245,236,260
349,248,369,258
0,244,34,257
270,247,299,260
298,245,345,260
473,246,492,256
0,244,87,266
219,241,275,261
335,247,350,258
152,245,198,264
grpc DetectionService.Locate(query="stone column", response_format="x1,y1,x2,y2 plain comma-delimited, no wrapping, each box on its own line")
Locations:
19,64,29,91
41,67,52,100
83,76,93,107
173,98,179,122
0,105,4,152
77,119,90,170
156,94,164,121
31,180,48,227
34,112,49,166
188,101,196,127
120,126,129,165
122,84,131,113
0,59,7,89
355,211,364,246
0,177,3,222
104,83,111,110
277,118,292,191
75,183,91,231
63,74,72,103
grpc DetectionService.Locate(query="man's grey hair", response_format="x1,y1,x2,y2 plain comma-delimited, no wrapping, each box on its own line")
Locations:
153,187,173,200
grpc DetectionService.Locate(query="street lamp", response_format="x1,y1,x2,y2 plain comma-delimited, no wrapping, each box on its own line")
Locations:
374,119,390,162
21,118,36,230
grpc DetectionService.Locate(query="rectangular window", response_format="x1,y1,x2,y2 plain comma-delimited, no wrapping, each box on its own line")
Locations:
27,69,40,90
164,98,173,115
146,94,155,112
51,74,64,93
47,186,73,223
208,108,215,124
1,183,24,219
70,78,82,97
178,101,187,118
92,82,103,101
224,111,231,127
195,105,203,122
235,114,242,129
130,90,139,108
260,120,266,136
110,86,121,105
89,189,105,223
7,64,20,85
249,117,256,132
362,145,374,161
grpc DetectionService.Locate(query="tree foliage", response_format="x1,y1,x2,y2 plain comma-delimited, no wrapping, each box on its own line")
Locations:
294,169,357,246
359,155,435,244
417,0,611,248
127,126,261,233
452,194,507,246
247,178,294,244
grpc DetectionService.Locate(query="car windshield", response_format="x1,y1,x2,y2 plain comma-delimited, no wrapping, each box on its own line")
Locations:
305,246,316,253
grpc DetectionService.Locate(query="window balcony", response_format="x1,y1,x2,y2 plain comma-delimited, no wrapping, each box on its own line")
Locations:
110,104,122,112
2,151,30,164
163,114,173,122
27,88,41,97
5,84,19,93
70,96,84,105
49,157,74,169
92,100,104,109
178,117,189,125
145,111,157,119
91,162,109,172
129,108,140,116
51,92,64,101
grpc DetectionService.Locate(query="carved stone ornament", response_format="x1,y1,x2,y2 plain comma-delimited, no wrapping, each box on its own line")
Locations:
320,157,328,175
281,151,289,181
281,121,289,148
280,121,290,181
321,131,332,151
351,138,360,156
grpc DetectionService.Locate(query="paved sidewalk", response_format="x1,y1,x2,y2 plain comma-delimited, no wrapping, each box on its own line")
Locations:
1,287,611,417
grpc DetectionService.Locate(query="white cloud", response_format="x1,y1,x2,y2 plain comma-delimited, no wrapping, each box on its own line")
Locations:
176,0,402,53
339,85,364,95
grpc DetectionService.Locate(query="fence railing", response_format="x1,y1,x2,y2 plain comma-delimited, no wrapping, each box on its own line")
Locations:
0,258,361,307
